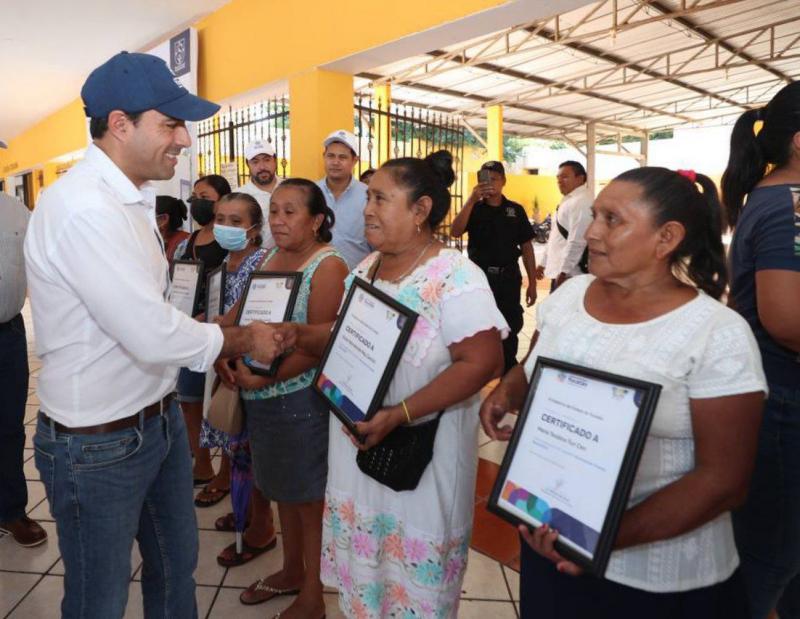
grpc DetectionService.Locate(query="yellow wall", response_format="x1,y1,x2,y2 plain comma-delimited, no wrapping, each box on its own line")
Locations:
195,0,510,103
289,70,354,179
504,174,562,220
1,0,511,190
0,99,87,190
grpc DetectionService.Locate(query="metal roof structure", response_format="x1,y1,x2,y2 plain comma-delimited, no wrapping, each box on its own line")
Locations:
354,0,800,147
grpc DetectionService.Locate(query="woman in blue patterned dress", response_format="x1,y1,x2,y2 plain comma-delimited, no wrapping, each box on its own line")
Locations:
224,179,349,618
197,192,281,566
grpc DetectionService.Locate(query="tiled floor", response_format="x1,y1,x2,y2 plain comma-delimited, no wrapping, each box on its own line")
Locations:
2,285,545,618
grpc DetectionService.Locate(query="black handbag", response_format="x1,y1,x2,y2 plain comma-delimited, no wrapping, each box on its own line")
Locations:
356,412,444,492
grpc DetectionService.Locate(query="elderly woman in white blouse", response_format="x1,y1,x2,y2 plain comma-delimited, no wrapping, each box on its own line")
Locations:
481,167,766,619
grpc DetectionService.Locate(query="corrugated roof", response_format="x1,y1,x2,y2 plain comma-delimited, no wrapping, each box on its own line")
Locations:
355,0,799,143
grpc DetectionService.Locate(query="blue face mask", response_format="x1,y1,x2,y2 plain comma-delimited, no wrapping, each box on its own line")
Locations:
213,224,254,251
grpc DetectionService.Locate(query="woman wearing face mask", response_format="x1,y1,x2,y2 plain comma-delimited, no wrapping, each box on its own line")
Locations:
219,179,349,618
175,174,231,506
155,195,189,263
196,192,280,567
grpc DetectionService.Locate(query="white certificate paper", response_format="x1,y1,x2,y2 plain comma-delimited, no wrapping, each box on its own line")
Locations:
316,288,407,423
238,275,296,371
497,366,643,558
206,269,224,323
169,263,201,316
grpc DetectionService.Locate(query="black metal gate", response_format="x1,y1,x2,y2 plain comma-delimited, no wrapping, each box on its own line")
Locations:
196,97,290,188
354,97,466,248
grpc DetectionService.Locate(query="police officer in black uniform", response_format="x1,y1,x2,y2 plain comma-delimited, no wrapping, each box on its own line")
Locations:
451,161,537,372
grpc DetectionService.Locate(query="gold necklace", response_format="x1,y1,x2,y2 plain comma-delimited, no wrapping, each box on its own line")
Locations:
377,239,434,283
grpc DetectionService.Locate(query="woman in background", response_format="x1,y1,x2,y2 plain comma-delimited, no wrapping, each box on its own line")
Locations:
176,174,231,505
723,81,800,619
155,195,189,262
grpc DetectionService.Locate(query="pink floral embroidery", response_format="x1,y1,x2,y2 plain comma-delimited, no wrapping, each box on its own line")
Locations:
444,556,464,584
424,256,449,280
338,564,353,591
411,317,433,341
353,532,377,558
403,538,428,563
349,249,493,368
320,552,335,579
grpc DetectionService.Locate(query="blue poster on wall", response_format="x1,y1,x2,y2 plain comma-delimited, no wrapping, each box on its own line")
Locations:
170,30,190,77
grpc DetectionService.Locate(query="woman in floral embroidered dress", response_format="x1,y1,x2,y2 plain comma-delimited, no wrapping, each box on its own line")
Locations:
279,151,508,618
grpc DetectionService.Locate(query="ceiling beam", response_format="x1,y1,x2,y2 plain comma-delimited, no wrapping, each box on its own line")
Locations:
647,0,791,83
525,22,746,112
357,72,649,135
423,48,693,123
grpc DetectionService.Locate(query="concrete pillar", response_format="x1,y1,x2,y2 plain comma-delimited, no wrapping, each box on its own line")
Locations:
289,69,354,179
586,121,597,195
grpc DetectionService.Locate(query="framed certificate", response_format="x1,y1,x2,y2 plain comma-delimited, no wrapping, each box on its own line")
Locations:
235,271,302,376
205,265,226,323
313,277,418,435
488,357,661,576
169,260,204,317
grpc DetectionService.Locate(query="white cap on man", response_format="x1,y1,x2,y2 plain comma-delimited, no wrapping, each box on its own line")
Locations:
323,129,358,155
244,139,276,161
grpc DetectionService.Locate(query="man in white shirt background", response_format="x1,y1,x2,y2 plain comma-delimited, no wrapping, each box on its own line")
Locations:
316,130,371,269
24,51,284,618
237,139,279,248
0,171,48,550
537,160,595,290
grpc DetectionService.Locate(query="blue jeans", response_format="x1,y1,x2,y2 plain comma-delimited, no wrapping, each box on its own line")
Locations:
733,383,800,619
34,400,198,619
0,314,29,522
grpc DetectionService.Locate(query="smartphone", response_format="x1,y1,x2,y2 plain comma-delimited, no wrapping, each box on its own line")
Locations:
478,169,490,184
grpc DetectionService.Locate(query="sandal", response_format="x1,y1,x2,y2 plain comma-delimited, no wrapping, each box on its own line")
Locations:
217,537,277,567
214,512,251,532
239,579,300,606
194,484,230,508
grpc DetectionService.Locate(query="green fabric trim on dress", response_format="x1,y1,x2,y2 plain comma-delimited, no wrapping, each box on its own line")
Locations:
242,247,345,400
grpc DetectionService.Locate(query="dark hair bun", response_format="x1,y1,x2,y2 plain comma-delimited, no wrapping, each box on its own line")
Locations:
424,150,455,189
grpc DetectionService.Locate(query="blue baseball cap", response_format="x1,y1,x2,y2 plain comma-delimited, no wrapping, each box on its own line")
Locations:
81,51,220,121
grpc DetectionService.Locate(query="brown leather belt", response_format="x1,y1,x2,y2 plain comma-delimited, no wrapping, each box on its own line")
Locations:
39,393,174,435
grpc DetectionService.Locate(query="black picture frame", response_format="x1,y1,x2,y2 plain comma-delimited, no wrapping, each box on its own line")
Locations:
487,356,661,576
169,259,204,317
235,271,302,377
205,265,226,323
312,277,418,435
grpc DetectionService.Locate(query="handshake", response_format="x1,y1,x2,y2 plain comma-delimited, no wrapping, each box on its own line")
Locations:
213,322,302,390
241,322,297,365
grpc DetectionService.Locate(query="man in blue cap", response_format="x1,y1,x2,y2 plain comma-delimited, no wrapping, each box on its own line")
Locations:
24,52,287,618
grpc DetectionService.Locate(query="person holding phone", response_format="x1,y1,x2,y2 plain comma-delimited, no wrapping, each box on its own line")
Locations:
450,160,537,372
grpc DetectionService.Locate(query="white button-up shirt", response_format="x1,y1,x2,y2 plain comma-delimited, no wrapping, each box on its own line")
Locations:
0,193,30,323
541,183,595,279
24,143,223,427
